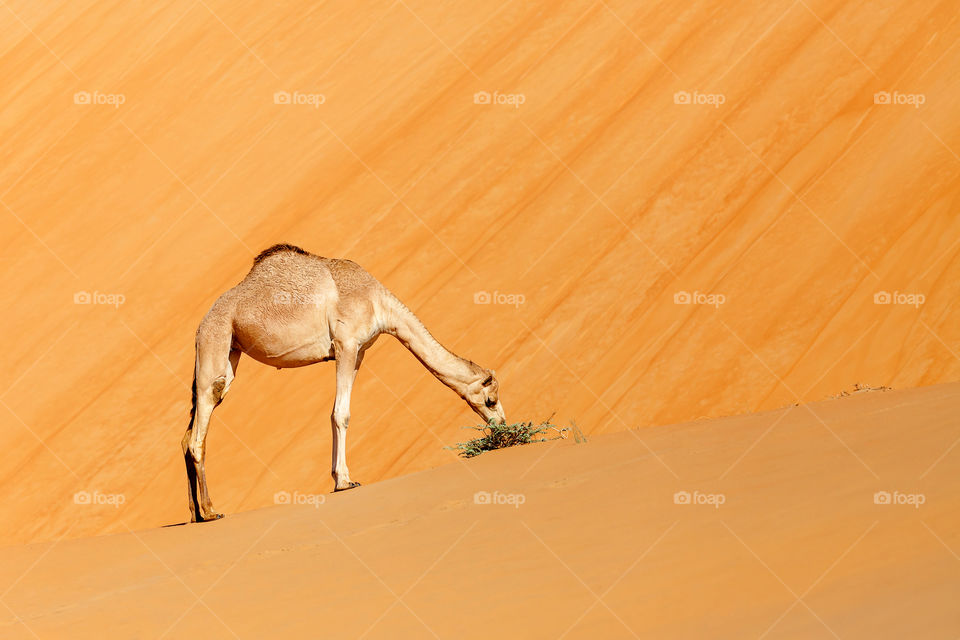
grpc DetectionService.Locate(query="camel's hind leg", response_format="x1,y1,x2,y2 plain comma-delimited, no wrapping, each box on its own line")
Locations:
182,334,240,522
181,400,201,523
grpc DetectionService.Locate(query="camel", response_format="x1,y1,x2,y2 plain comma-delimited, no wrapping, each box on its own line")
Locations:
181,244,506,522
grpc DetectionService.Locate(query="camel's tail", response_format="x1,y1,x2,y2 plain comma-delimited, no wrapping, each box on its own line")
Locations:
188,369,197,428
187,328,206,430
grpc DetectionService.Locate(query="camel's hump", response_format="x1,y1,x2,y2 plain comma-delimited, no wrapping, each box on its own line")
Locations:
252,243,313,265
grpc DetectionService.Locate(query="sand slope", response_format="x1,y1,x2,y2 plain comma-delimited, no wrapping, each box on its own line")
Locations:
1,383,958,638
1,0,959,545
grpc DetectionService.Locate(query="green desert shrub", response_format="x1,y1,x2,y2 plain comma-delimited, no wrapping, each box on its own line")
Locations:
449,415,574,458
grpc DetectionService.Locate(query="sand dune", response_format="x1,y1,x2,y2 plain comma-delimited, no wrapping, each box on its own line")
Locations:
1,0,958,551
1,383,957,638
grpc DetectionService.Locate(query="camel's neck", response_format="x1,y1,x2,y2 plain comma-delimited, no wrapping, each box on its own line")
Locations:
380,292,480,393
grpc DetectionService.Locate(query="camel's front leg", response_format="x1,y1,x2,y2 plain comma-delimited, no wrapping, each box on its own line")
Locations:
331,341,362,491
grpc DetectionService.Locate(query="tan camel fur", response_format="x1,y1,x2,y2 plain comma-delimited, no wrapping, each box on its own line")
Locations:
181,244,506,522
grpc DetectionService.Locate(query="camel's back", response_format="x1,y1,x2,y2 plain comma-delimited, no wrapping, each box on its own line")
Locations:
241,244,331,290
219,245,384,365
241,244,380,295
237,244,384,323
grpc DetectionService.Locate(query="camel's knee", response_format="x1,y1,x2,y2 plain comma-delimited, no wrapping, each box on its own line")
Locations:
197,375,228,406
188,376,226,463
188,440,206,464
210,376,227,404
332,408,350,429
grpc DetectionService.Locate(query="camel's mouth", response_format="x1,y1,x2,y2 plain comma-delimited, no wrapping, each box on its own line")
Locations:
473,403,505,426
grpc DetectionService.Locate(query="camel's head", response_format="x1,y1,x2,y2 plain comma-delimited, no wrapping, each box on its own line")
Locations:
466,369,505,425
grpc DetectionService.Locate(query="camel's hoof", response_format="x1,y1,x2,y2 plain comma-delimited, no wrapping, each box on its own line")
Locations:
200,512,224,522
334,482,361,492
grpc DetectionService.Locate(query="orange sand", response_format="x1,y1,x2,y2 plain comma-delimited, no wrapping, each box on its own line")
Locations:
1,383,958,638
